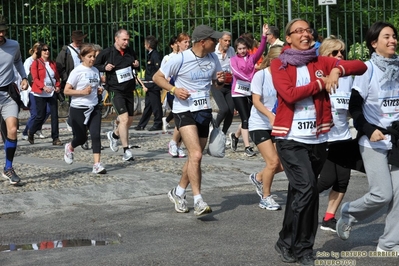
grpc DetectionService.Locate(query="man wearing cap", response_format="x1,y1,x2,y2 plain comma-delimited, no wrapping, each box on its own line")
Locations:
56,30,87,101
0,15,29,186
153,25,225,216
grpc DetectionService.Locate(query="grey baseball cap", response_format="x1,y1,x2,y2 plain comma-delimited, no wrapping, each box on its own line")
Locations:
192,25,223,42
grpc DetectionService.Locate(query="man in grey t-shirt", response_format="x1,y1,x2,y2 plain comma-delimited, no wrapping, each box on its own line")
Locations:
0,15,29,186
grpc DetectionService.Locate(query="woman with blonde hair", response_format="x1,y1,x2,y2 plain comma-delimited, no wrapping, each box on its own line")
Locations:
248,45,284,210
317,35,354,232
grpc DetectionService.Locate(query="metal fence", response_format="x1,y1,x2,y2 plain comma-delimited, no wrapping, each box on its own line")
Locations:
1,0,398,64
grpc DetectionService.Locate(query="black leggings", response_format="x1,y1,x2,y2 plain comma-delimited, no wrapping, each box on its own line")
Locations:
69,106,102,154
211,85,234,134
232,95,252,129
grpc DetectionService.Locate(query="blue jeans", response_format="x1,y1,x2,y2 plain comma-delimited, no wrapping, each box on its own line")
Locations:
23,93,50,136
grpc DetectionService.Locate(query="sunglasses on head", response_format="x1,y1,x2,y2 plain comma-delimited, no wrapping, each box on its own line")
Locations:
331,50,345,57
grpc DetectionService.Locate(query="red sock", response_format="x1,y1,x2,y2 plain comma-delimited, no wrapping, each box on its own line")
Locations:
324,212,335,221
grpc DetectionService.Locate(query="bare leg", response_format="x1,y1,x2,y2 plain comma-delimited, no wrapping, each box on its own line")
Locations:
326,190,345,215
115,112,133,148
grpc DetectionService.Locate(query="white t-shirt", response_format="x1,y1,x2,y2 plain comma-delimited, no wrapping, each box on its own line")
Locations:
248,69,276,131
66,64,100,107
69,44,81,67
161,52,178,66
328,76,353,142
277,65,327,144
214,44,235,73
159,48,222,113
353,61,399,150
32,61,56,98
24,56,34,76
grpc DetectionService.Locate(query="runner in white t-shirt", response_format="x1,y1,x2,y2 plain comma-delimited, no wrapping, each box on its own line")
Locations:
153,25,225,216
248,45,284,211
63,43,106,175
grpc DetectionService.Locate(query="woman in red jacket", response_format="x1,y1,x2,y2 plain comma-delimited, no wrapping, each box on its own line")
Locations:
28,43,62,145
270,18,367,265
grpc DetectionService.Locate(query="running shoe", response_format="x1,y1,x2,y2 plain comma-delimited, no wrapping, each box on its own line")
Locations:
167,188,189,213
65,120,72,132
2,168,21,185
249,173,263,198
245,146,256,157
162,117,169,133
320,217,337,232
230,133,238,151
123,149,134,161
168,141,178,157
336,217,351,240
64,143,74,164
259,195,281,210
177,147,186,158
35,130,45,139
21,135,28,140
92,162,106,174
107,131,119,152
194,198,212,216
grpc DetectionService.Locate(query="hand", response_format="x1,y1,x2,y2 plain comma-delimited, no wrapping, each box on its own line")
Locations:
133,60,139,68
21,79,29,90
174,87,191,100
43,86,53,93
143,86,148,93
55,87,60,93
83,85,92,95
216,71,225,84
263,24,269,36
105,63,115,71
370,129,387,142
97,86,104,95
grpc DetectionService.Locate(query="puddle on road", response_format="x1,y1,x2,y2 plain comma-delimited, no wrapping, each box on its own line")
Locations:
0,232,121,252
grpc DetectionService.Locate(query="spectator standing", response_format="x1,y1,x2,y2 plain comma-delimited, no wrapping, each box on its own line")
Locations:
63,44,106,174
248,45,284,210
153,25,225,216
271,18,367,265
266,26,285,50
229,24,268,157
134,35,163,131
317,36,353,232
28,43,62,146
211,31,236,137
95,29,139,161
0,15,29,185
337,21,399,254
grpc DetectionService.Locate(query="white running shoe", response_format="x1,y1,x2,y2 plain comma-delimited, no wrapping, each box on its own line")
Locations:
168,141,178,157
92,162,106,174
107,131,119,152
64,143,74,165
65,120,72,132
177,147,186,158
123,149,134,161
35,130,46,139
162,117,169,133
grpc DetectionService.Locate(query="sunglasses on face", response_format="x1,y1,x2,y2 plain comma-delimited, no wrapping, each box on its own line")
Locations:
42,48,50,51
331,50,345,57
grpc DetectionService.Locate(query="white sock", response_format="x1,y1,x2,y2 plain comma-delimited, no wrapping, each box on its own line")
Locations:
175,185,186,197
193,194,202,205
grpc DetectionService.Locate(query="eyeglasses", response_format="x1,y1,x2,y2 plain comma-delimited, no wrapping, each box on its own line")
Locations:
288,28,314,36
331,50,345,57
42,48,49,51
266,33,272,35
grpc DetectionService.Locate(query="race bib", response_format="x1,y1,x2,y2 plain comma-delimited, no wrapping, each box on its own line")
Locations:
291,105,317,137
115,66,133,83
189,91,211,112
234,80,251,96
380,89,399,114
330,91,350,110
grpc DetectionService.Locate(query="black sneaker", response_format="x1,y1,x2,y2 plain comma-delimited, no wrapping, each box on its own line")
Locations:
320,217,337,232
27,131,34,144
2,168,21,185
229,133,238,151
275,242,296,263
298,252,314,266
245,146,256,157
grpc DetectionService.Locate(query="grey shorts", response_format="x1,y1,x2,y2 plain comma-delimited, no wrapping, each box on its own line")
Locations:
0,91,19,120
